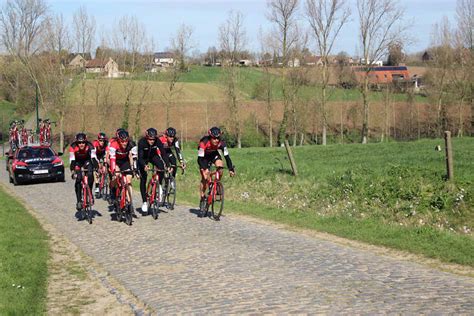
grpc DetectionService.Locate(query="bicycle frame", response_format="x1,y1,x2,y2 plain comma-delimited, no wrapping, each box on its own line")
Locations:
115,171,131,210
146,169,161,205
206,168,221,206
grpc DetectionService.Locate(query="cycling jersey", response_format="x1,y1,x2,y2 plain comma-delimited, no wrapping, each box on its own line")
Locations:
93,140,109,160
109,139,137,172
69,141,97,170
197,136,234,171
159,135,184,162
137,137,169,167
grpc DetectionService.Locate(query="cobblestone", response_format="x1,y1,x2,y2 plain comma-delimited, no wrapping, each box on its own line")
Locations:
1,163,473,314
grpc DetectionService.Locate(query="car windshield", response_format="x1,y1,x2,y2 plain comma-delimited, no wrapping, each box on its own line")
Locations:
18,148,55,160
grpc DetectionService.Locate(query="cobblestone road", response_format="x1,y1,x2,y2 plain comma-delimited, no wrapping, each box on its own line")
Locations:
1,162,473,314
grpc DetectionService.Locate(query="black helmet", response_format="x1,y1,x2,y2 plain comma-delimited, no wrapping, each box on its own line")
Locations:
97,132,107,141
75,133,87,142
117,130,129,141
115,128,125,138
145,128,158,139
165,127,177,137
208,126,222,139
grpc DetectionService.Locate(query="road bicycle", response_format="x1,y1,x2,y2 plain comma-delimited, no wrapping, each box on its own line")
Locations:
146,168,164,220
160,164,184,211
96,161,109,200
200,166,225,221
76,167,94,224
113,170,134,226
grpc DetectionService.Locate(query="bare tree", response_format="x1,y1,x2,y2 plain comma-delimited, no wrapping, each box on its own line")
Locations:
112,15,146,129
161,23,194,127
257,29,278,147
73,5,96,55
456,0,474,50
267,0,300,145
455,0,474,135
219,10,246,148
356,0,406,143
425,18,455,136
306,0,350,145
171,23,194,71
0,0,49,109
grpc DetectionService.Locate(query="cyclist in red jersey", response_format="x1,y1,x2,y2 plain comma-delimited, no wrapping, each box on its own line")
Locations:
69,133,97,211
108,129,138,203
159,127,186,177
197,127,235,206
93,132,109,195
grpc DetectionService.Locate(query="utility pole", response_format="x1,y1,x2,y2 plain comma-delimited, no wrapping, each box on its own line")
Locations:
36,83,39,133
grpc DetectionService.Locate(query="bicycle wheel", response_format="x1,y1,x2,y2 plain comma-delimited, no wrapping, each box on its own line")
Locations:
85,186,94,224
165,176,176,210
211,182,224,220
124,185,133,226
151,199,159,220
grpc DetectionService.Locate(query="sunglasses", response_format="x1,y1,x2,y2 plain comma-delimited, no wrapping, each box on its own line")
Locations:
77,141,86,144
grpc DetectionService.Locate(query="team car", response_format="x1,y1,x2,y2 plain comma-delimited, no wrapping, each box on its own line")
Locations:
7,145,65,185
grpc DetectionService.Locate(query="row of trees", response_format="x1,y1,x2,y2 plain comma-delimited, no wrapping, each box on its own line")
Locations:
0,0,472,149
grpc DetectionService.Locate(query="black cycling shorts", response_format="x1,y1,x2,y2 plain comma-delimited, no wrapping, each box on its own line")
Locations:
197,152,222,170
116,159,133,175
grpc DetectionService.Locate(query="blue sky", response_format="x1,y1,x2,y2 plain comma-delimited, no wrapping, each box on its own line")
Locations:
46,0,457,56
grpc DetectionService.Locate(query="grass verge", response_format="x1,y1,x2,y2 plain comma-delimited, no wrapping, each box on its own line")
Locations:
173,138,473,266
0,185,49,314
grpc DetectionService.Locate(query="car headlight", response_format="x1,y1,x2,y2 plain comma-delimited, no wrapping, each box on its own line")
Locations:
53,161,64,167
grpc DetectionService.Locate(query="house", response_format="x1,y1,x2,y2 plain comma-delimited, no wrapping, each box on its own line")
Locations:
154,52,175,67
239,59,252,67
68,54,86,69
422,51,433,62
353,66,410,84
85,58,119,78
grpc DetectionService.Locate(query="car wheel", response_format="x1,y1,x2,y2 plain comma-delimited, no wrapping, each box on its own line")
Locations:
13,176,21,186
9,175,13,183
58,175,65,182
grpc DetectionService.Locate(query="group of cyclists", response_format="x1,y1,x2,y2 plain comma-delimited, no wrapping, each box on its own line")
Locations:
8,118,53,151
68,126,235,216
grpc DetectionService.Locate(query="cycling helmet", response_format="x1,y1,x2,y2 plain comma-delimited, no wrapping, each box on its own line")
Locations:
145,128,158,139
208,126,222,139
115,128,125,138
75,133,87,142
165,127,177,137
117,129,129,141
97,132,107,141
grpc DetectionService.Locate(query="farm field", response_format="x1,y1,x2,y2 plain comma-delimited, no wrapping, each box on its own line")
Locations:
175,137,474,265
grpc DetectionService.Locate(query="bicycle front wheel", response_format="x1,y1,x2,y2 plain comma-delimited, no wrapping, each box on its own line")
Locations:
211,182,224,221
124,185,133,226
166,176,176,210
85,186,94,224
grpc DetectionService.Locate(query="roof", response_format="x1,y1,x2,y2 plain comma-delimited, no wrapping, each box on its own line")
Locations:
86,58,109,68
154,52,174,59
353,66,408,72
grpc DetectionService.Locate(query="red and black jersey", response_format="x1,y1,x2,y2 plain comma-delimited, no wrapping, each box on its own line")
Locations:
69,141,96,170
159,135,184,161
197,136,233,170
93,140,108,158
109,139,137,171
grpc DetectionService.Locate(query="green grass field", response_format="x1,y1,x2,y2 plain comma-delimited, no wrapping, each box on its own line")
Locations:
175,137,474,266
0,100,19,139
131,66,428,103
0,186,49,314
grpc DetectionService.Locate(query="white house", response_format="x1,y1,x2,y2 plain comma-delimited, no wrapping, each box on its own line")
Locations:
85,58,119,78
154,52,175,67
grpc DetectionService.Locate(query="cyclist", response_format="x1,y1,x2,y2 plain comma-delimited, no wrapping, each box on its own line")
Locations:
108,129,138,204
159,127,186,177
138,128,170,213
197,127,235,208
93,132,109,195
69,133,97,211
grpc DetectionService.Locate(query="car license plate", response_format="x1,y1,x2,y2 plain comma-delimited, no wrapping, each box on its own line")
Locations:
33,169,49,175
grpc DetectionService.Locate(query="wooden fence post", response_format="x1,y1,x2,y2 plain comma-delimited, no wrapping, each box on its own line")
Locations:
444,131,454,180
284,139,298,177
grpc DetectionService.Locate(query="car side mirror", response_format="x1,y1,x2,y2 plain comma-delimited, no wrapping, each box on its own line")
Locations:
58,152,63,156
